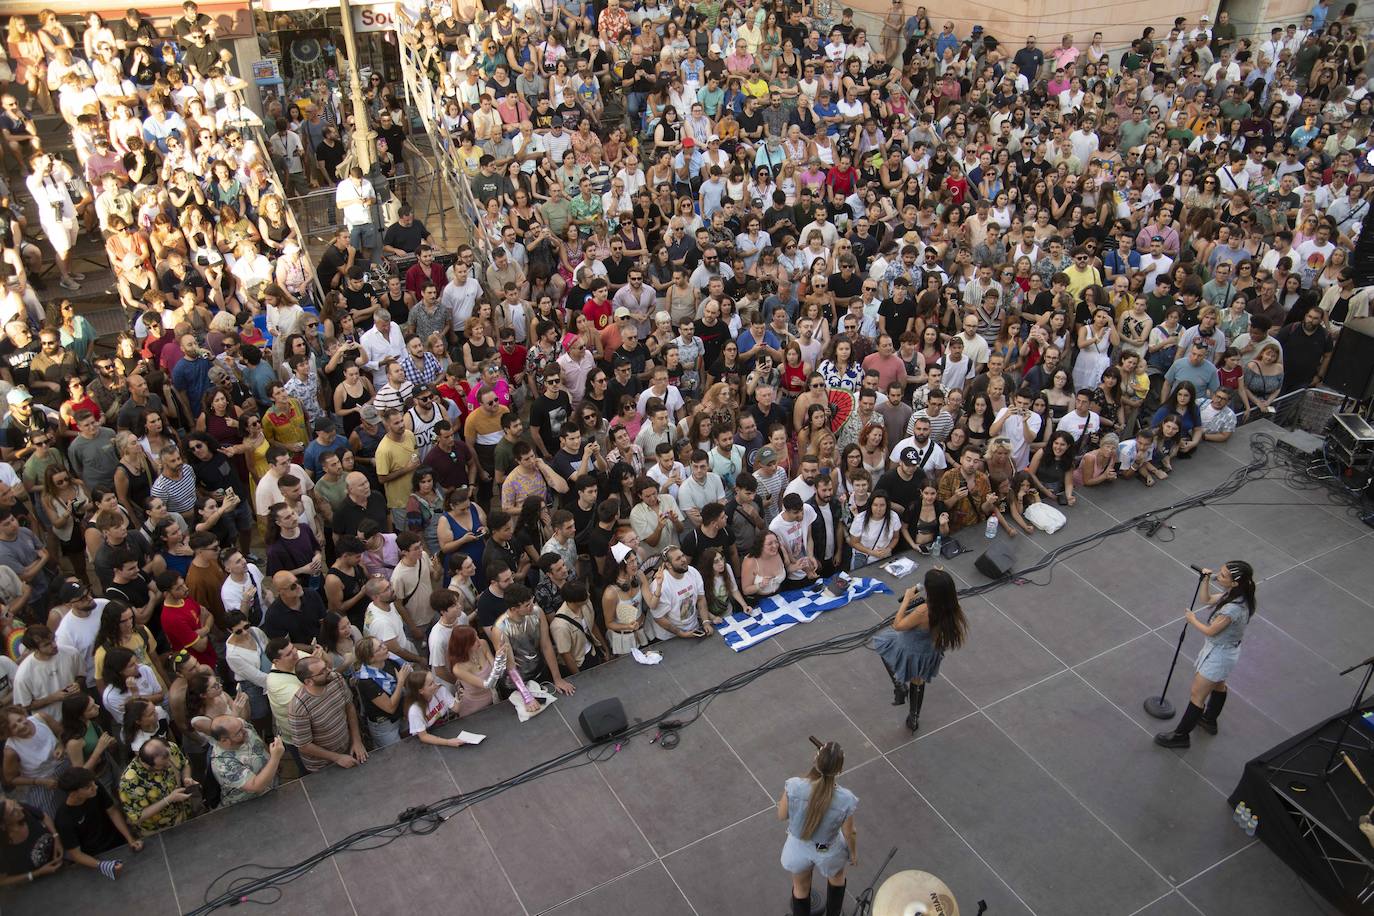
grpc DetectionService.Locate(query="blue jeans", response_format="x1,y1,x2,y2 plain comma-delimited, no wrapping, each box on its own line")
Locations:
626,91,647,129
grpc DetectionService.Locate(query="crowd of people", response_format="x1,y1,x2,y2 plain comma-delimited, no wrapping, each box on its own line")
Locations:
0,0,1366,886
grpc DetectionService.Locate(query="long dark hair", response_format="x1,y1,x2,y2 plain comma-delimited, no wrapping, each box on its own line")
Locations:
95,599,132,653
800,740,845,840
1216,559,1258,619
59,693,93,744
923,568,967,652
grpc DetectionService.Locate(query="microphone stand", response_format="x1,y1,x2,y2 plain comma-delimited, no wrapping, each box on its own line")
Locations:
1144,566,1209,720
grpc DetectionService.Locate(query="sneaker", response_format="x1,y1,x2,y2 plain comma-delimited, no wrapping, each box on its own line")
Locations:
59,277,81,291
69,272,86,281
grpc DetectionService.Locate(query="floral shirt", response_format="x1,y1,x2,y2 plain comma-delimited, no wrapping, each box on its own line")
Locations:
211,725,273,807
120,742,193,834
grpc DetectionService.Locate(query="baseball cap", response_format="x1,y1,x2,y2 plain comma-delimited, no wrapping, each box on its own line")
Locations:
900,447,920,466
360,404,382,424
614,306,632,319
6,388,31,406
682,137,695,148
756,446,779,465
708,134,720,142
57,580,90,603
611,543,633,563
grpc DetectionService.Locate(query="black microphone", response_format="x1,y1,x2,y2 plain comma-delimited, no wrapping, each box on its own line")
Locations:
1189,564,1208,577
808,735,823,749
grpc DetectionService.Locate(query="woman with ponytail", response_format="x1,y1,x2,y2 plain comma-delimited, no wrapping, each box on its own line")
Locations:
777,740,858,916
1155,560,1257,748
870,568,968,732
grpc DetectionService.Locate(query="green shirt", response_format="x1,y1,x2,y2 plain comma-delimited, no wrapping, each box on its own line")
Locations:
540,199,572,237
696,0,721,28
697,85,724,117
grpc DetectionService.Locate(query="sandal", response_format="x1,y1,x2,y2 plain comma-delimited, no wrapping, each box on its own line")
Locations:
1143,475,1155,487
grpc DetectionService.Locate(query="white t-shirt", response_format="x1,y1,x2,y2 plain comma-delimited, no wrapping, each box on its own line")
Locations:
849,510,901,555
888,437,948,475
653,566,705,635
364,602,416,655
221,565,268,626
940,354,973,391
1137,253,1174,293
428,619,458,682
678,472,726,520
55,601,107,683
0,655,17,706
407,682,457,734
13,647,83,714
994,407,1043,469
768,506,816,578
1056,410,1101,444
335,177,376,227
100,664,161,725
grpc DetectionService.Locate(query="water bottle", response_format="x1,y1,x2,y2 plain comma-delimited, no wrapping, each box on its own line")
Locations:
932,535,943,557
1233,803,1248,825
985,515,999,539
1244,813,1258,837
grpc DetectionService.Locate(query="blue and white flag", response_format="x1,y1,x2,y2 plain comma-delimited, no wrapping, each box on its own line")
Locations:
716,578,894,652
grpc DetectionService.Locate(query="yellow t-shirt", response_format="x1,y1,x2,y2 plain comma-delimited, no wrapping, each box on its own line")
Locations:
375,431,419,510
1063,264,1101,302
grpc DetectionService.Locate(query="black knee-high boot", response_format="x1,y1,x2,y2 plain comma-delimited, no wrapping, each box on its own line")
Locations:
906,683,925,732
791,893,811,916
880,657,907,705
826,881,847,916
1199,690,1227,735
1154,702,1204,748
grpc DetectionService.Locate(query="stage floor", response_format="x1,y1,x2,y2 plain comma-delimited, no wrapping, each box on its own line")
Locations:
6,420,1365,916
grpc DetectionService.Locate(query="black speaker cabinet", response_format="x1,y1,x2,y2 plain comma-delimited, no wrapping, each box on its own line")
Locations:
578,697,628,742
974,543,1016,580
1324,319,1374,400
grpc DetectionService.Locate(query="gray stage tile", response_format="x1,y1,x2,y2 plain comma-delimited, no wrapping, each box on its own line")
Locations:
540,863,698,916
1220,617,1352,735
982,566,1148,667
576,703,773,854
840,759,1033,915
1210,480,1369,562
658,628,785,696
1130,892,1204,916
1074,633,1295,795
1064,536,1201,629
887,713,1170,915
1259,565,1374,670
457,705,656,914
302,738,524,916
161,780,354,913
936,594,1065,708
1148,506,1299,582
1179,842,1338,915
1078,475,1189,521
1,835,180,916
663,809,797,916
1305,536,1374,603
984,672,1249,883
794,621,979,752
699,663,879,790
553,652,690,742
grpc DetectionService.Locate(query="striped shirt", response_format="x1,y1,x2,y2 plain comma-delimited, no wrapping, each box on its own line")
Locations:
374,380,415,413
287,674,353,772
150,468,198,514
906,409,956,444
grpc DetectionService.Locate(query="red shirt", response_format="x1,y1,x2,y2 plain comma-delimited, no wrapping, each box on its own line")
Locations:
582,295,613,331
405,260,448,300
161,596,217,668
498,343,528,383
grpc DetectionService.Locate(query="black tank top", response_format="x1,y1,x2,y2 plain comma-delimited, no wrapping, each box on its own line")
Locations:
328,564,369,629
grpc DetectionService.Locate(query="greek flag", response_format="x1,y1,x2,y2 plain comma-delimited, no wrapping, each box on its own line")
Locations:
716,578,894,652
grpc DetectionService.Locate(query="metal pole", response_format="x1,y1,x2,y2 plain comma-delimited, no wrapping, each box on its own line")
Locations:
338,0,373,174
1144,570,1209,720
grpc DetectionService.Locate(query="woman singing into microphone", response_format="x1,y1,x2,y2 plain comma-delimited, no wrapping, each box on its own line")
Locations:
1155,561,1257,748
871,568,968,732
777,740,857,916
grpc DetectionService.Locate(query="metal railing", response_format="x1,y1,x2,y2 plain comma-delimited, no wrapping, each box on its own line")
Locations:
245,129,327,307
394,7,487,274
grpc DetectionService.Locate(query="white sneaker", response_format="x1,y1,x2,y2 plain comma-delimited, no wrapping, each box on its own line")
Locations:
69,272,86,281
60,277,80,291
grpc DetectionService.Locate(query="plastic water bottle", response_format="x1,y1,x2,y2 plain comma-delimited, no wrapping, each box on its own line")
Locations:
985,515,999,539
1233,802,1249,825
1244,813,1258,837
932,535,943,557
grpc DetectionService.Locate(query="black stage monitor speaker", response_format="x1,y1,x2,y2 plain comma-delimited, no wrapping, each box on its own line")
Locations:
974,543,1015,580
1323,318,1374,401
578,697,628,742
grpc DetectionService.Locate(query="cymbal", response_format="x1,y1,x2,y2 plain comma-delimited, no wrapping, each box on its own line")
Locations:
872,870,958,916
